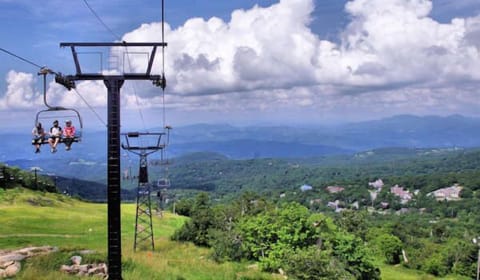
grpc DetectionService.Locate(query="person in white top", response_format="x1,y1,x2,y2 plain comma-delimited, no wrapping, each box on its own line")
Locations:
48,120,62,153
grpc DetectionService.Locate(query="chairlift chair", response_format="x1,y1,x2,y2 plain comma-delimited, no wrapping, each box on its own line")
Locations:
33,108,83,145
32,67,83,147
156,178,170,188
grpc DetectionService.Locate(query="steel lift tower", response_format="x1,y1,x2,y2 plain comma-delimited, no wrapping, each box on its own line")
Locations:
121,132,168,251
56,42,166,280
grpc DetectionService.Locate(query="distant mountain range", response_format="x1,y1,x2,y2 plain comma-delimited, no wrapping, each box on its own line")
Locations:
3,114,480,182
168,114,480,152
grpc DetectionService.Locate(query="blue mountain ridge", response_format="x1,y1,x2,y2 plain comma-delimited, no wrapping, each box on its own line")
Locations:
3,114,480,182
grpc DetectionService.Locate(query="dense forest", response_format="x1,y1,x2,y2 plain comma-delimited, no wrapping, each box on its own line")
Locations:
156,147,480,203
164,148,480,279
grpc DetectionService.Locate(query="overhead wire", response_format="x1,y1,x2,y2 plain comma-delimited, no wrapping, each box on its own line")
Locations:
160,0,170,180
161,0,167,129
162,0,165,79
0,46,107,127
72,88,107,127
0,47,45,70
124,54,147,131
81,0,123,42
81,0,148,132
80,0,170,158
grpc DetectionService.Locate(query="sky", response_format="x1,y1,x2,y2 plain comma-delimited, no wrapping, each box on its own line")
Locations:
0,0,480,131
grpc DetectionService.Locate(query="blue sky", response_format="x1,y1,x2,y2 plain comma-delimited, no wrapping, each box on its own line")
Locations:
1,0,480,131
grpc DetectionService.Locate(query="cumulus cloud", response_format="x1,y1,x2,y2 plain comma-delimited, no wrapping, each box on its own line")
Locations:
0,70,41,110
120,0,480,98
3,0,480,124
337,0,480,85
120,0,319,95
0,70,109,109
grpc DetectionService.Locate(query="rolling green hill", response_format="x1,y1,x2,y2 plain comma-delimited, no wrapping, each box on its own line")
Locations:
150,148,480,203
0,187,281,280
0,188,471,280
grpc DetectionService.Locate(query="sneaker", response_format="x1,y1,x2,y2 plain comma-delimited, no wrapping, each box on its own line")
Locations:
51,148,54,153
35,148,40,154
66,146,71,151
53,147,57,153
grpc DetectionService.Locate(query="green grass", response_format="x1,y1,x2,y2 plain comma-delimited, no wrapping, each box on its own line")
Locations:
0,187,469,280
0,188,279,280
379,264,470,280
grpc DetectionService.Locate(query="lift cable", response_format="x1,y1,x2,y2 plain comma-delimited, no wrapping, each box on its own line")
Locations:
81,0,148,131
0,46,107,127
124,56,147,131
72,88,107,127
81,0,123,42
162,0,166,79
0,47,50,71
161,0,167,128
160,0,170,172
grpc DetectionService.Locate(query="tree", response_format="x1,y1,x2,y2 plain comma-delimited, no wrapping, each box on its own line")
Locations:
373,233,403,264
238,202,319,271
424,253,447,276
283,246,354,280
336,210,369,240
172,192,214,246
208,228,244,262
332,232,380,280
175,198,194,216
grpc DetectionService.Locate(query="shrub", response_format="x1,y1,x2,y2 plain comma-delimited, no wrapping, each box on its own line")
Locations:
283,246,354,280
208,228,244,262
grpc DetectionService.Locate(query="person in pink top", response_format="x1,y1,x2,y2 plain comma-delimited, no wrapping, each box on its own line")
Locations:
63,120,76,151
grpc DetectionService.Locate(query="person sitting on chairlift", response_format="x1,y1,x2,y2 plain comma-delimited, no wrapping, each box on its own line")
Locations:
48,120,62,153
63,120,75,151
32,122,46,153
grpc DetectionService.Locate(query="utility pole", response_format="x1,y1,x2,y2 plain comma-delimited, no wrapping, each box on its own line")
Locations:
30,167,42,190
57,42,166,280
0,166,5,189
473,237,480,280
477,247,480,280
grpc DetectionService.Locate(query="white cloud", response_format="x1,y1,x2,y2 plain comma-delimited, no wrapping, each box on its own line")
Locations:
1,72,108,107
120,0,480,97
120,0,319,95
0,70,41,110
3,0,480,126
337,0,480,86
111,0,480,124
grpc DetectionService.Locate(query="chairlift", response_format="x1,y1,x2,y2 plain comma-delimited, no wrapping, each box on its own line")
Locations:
156,178,170,188
32,68,83,146
34,109,83,143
